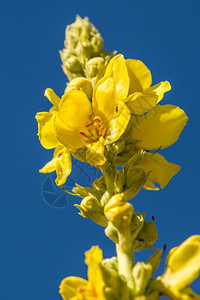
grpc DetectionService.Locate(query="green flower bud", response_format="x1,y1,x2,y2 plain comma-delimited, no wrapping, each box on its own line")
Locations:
132,262,152,296
130,212,145,241
104,287,118,300
124,150,145,174
65,77,93,100
101,191,111,206
73,183,103,200
122,168,148,201
146,249,162,276
114,170,125,194
133,220,159,251
113,139,125,155
65,55,83,73
75,195,108,227
92,176,106,193
85,57,106,86
104,194,133,229
105,222,119,243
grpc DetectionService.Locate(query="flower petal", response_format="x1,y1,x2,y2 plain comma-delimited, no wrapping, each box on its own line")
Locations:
126,92,158,115
59,276,87,300
58,90,92,131
44,88,60,109
35,112,59,149
161,235,200,291
86,138,106,166
85,246,105,299
54,114,86,149
141,153,180,189
106,101,130,144
126,59,152,94
93,77,116,125
145,81,171,103
105,54,129,102
55,148,72,186
131,105,188,150
39,157,57,173
126,81,171,115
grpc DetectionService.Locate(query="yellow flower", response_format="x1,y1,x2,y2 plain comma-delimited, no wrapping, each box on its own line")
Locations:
36,77,130,168
105,54,171,115
39,146,71,186
35,89,72,185
160,235,200,299
59,246,106,300
104,54,188,189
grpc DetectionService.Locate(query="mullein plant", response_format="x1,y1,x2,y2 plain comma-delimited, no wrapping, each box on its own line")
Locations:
35,16,200,300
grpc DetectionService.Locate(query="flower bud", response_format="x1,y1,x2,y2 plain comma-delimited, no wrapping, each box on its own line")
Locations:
65,77,93,100
114,170,125,194
73,184,102,200
113,139,125,155
92,176,106,192
133,220,158,251
86,57,106,86
104,194,133,229
75,195,108,227
105,222,118,243
122,168,148,201
132,262,152,295
130,212,145,241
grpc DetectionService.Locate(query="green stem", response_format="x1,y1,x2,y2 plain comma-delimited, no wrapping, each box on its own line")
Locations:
116,229,135,297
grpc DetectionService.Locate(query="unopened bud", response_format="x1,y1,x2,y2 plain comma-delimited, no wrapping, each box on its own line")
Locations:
132,262,152,295
133,220,158,251
122,168,148,201
92,176,106,193
73,184,102,200
130,212,145,241
65,77,92,100
104,194,133,229
75,195,108,227
114,170,125,194
105,222,118,243
86,57,106,86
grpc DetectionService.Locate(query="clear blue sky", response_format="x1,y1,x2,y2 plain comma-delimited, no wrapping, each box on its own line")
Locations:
1,1,200,299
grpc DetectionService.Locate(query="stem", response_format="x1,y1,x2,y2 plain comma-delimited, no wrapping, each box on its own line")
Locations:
116,228,135,296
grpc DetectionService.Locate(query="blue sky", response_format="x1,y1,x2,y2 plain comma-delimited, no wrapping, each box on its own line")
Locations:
1,0,200,299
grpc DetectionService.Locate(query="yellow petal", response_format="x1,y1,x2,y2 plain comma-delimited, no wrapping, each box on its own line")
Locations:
59,276,87,300
126,59,152,94
141,153,180,189
39,157,57,173
105,101,130,144
143,179,159,191
126,92,158,115
35,112,59,149
105,54,129,102
54,114,85,149
93,77,116,125
58,90,92,131
131,105,188,150
86,138,106,166
145,81,171,103
55,148,72,186
44,88,60,109
85,246,105,299
126,81,171,115
162,235,200,291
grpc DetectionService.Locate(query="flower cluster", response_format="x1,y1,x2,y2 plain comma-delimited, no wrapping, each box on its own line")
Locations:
35,16,199,300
